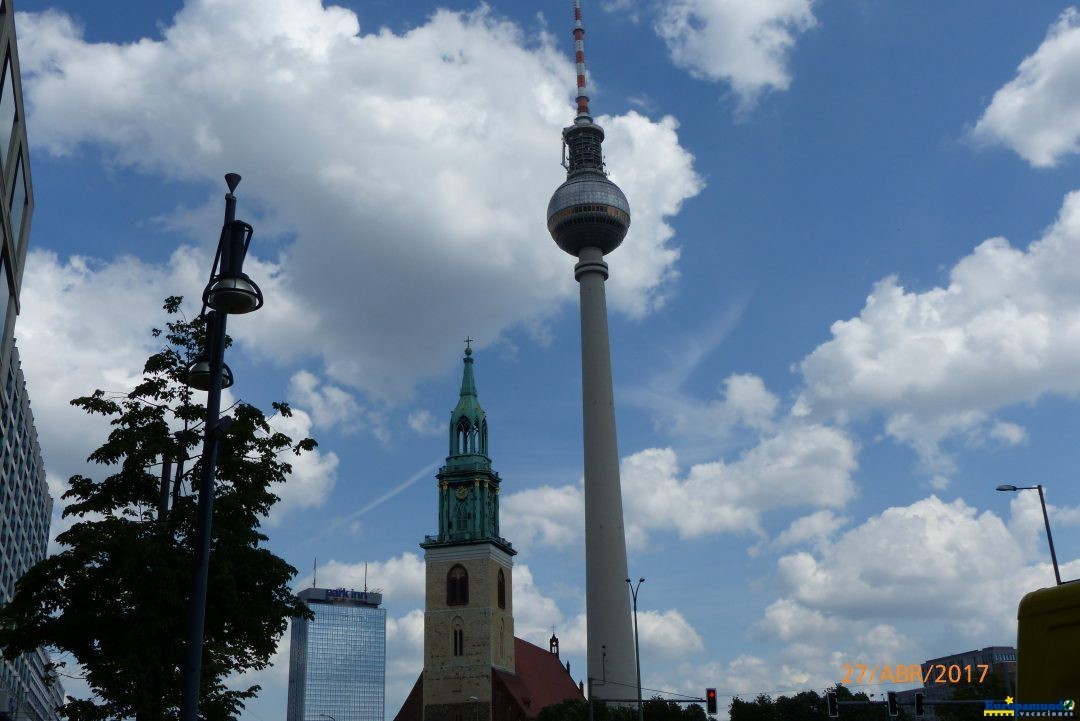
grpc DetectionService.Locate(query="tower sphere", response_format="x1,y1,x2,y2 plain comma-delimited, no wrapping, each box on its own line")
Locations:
547,168,631,257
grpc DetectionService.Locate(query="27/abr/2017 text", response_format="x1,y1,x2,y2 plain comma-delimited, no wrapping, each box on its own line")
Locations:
840,663,990,685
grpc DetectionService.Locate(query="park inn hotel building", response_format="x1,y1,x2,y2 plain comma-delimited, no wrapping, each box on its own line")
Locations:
0,1,64,720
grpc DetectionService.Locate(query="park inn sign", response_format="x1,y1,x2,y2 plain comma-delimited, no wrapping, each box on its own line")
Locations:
317,587,383,606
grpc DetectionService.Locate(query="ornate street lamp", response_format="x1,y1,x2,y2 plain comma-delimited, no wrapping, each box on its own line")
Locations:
997,484,1062,585
179,173,263,721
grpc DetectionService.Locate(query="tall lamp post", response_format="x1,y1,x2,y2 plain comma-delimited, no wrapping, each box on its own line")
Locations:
626,577,645,721
179,173,264,721
997,484,1062,585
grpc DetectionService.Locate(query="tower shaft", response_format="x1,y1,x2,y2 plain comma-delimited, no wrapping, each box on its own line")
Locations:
575,247,636,699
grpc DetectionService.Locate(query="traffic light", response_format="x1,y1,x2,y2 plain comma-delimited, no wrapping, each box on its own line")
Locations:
915,693,924,717
827,691,838,718
706,688,717,715
887,692,898,717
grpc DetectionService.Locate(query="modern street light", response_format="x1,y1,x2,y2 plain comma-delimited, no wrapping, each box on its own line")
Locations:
626,577,645,721
997,484,1062,585
179,173,264,721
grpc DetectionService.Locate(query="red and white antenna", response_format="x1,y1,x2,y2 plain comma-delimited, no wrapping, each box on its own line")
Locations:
573,0,591,119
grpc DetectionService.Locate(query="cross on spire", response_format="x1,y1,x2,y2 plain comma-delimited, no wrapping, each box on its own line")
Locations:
464,336,474,355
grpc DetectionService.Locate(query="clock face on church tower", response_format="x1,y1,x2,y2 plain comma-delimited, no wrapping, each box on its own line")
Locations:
455,486,469,501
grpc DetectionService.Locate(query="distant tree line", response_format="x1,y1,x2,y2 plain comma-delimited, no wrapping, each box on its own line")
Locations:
538,674,1009,721
726,675,1008,721
538,696,708,721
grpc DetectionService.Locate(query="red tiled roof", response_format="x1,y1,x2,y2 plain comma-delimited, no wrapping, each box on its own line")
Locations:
501,637,584,715
391,638,583,721
393,674,424,721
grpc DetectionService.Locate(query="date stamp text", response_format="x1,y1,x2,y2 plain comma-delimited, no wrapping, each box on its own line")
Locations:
840,663,990,685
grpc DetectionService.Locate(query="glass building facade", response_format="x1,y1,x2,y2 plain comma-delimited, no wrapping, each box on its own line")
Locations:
287,588,386,721
0,346,61,721
0,2,60,719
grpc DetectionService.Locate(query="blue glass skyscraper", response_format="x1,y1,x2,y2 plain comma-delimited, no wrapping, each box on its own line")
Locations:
287,587,386,721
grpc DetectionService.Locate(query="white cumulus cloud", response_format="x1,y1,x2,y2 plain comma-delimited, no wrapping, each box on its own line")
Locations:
302,551,427,603
637,609,704,657
17,248,335,529
771,496,1080,643
503,422,857,550
654,0,816,110
797,190,1080,477
17,0,702,403
621,425,857,542
974,8,1080,167
264,405,339,525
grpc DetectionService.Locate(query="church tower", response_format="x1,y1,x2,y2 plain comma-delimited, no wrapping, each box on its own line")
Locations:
422,344,516,721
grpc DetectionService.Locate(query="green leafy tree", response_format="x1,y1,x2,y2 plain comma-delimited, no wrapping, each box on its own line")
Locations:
642,698,708,721
775,690,826,721
538,699,591,721
728,686,898,721
538,699,634,721
729,693,778,721
0,297,314,721
539,696,704,721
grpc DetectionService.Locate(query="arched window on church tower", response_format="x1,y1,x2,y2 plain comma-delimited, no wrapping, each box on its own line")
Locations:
497,569,506,609
452,617,464,657
447,564,469,606
456,418,470,455
480,419,488,455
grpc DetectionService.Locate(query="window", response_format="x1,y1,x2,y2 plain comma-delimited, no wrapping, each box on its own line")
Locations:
0,254,8,346
497,569,506,609
452,618,464,657
9,151,25,250
447,564,468,606
456,418,470,454
0,55,14,169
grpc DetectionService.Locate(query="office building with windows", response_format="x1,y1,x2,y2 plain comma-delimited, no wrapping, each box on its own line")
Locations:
0,1,62,719
0,352,61,721
287,587,387,721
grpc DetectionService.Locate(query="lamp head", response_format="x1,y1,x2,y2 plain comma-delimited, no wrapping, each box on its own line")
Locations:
207,219,262,314
639,577,645,583
206,275,263,314
996,484,1019,492
185,359,234,391
225,173,241,194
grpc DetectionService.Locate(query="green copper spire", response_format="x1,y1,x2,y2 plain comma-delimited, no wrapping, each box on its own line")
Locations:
447,343,489,470
422,343,514,554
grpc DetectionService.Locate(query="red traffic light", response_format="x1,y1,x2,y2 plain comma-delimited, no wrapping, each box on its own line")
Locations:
706,688,717,715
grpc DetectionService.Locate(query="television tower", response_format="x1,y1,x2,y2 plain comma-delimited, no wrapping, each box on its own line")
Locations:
546,0,636,701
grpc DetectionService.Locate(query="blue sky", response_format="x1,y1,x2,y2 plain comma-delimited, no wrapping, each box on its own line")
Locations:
11,0,1080,716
